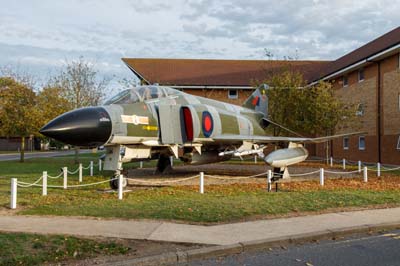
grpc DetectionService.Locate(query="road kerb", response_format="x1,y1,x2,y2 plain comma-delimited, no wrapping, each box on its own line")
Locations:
100,222,400,266
109,252,178,266
185,243,243,261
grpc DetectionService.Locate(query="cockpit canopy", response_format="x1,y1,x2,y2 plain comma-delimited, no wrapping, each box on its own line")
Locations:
104,86,181,105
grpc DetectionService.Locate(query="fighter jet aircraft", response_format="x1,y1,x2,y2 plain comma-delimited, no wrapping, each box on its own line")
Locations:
40,85,360,189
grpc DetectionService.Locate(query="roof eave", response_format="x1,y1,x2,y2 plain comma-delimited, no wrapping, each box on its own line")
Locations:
310,43,400,85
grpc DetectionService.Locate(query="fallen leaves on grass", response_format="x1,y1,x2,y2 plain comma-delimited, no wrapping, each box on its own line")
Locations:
170,175,400,194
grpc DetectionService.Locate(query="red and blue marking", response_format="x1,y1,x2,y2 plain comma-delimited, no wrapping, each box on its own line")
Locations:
202,111,214,137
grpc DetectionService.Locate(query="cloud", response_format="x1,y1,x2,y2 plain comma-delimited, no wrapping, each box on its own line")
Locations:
0,0,398,84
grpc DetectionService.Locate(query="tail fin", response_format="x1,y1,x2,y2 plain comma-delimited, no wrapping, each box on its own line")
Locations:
242,84,269,116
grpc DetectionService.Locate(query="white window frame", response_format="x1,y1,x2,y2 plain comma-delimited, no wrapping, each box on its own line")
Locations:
359,136,366,150
228,89,238,99
356,103,365,116
358,68,365,82
397,135,400,150
343,75,349,87
343,137,349,150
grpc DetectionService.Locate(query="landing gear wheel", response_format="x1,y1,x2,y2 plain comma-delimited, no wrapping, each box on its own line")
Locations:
109,175,127,190
272,167,283,182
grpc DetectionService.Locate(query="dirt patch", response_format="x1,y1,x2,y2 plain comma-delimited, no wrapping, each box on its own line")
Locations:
59,238,205,266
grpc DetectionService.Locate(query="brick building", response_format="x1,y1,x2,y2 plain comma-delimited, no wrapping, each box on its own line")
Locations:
123,27,400,164
311,27,400,164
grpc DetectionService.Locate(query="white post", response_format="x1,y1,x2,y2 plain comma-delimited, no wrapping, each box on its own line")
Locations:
90,161,93,176
99,159,102,171
118,175,123,200
330,157,333,167
170,156,174,167
343,159,346,170
42,171,47,196
63,167,67,189
363,166,368,182
377,162,381,177
200,172,204,194
320,168,324,186
10,178,17,209
139,161,143,169
254,155,257,164
358,161,361,173
79,163,83,183
267,170,272,192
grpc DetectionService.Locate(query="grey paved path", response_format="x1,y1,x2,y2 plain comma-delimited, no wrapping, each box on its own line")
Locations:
0,207,400,245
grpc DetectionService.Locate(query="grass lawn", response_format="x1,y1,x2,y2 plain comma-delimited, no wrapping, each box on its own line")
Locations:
0,156,400,223
0,232,129,266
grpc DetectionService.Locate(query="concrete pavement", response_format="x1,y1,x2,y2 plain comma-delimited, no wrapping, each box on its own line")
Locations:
1,207,400,245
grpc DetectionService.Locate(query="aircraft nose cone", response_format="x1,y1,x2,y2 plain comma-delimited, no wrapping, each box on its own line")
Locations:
40,107,112,147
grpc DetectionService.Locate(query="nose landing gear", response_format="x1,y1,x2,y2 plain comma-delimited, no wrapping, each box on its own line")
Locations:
109,170,128,190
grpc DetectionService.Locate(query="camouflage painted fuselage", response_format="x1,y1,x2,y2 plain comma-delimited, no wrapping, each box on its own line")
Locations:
103,86,266,148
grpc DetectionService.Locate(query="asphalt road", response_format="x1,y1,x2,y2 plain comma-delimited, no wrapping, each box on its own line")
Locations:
190,229,400,266
0,150,92,161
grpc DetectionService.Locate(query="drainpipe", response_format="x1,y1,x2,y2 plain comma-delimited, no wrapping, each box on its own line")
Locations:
377,61,382,163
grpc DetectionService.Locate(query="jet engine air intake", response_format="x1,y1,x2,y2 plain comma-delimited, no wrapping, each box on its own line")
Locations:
181,106,194,142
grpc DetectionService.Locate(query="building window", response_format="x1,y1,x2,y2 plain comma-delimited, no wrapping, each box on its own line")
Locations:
343,137,349,150
228,89,238,99
343,75,349,87
358,68,365,82
356,103,365,116
359,136,366,150
397,135,400,150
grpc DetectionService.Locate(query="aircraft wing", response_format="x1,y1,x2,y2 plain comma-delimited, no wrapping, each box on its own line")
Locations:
213,131,366,144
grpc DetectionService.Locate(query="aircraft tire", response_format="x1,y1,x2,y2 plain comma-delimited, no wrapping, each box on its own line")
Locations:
109,175,128,190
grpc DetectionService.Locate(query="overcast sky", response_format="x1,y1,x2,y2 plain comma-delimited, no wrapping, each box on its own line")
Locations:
0,0,399,85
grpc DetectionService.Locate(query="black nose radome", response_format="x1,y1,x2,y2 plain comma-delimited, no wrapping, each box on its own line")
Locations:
40,107,112,147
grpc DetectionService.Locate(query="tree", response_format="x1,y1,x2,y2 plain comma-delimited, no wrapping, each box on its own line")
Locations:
36,86,72,149
0,77,41,162
48,57,109,162
258,70,358,159
50,57,108,108
37,86,71,124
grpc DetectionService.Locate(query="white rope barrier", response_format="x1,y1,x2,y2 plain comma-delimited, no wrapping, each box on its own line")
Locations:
289,170,321,177
47,172,63,179
204,171,271,180
324,169,360,174
17,177,117,189
10,178,16,209
320,168,324,186
90,161,93,176
125,175,199,185
367,165,400,172
17,176,43,188
305,159,325,162
200,172,204,194
67,168,80,175
267,170,272,192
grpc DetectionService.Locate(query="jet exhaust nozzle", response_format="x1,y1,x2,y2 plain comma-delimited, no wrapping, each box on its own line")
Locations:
40,107,112,147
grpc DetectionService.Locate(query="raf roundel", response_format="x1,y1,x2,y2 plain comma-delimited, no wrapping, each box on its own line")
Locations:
202,111,214,137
